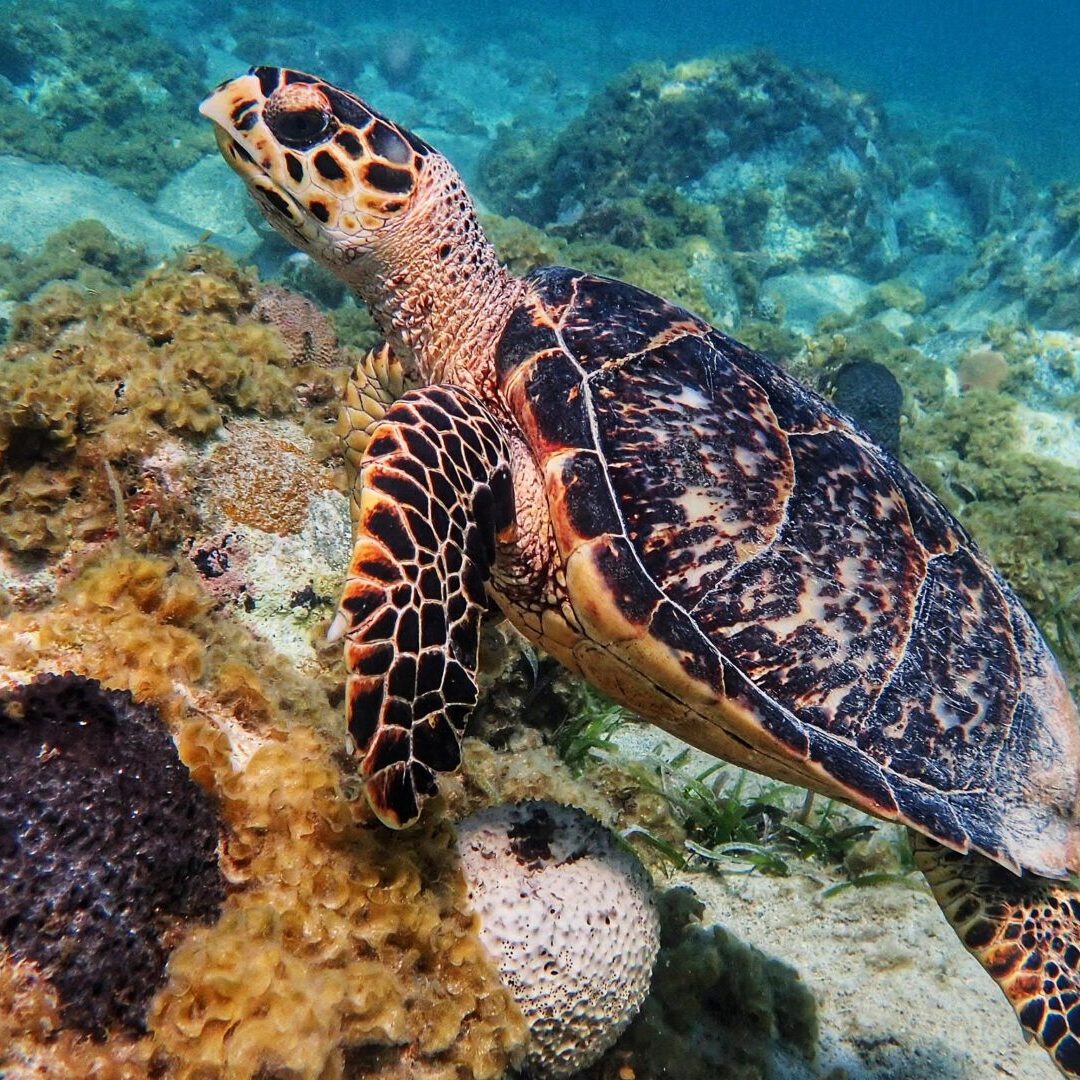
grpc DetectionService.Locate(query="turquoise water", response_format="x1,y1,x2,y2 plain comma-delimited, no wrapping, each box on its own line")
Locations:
261,0,1080,181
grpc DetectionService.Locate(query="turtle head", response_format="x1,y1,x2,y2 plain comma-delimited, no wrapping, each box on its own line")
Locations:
203,67,518,390
200,67,433,274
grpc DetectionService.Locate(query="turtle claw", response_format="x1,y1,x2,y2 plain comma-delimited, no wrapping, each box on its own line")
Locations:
326,609,349,644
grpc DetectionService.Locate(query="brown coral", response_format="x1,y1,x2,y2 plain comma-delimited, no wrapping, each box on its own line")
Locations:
0,674,225,1036
254,283,342,367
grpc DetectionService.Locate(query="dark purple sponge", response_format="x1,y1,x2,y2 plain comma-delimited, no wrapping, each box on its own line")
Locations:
0,673,224,1035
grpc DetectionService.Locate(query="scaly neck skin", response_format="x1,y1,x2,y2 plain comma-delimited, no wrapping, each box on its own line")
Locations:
343,156,526,399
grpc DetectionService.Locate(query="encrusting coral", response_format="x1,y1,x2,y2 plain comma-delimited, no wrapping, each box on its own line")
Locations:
206,420,336,535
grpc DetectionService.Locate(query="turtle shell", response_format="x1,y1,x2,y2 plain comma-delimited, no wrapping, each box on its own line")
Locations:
497,266,1080,879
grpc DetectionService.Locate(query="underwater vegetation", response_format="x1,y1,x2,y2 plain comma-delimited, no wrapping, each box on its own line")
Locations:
0,2,211,199
478,51,901,303
0,245,347,564
0,220,149,304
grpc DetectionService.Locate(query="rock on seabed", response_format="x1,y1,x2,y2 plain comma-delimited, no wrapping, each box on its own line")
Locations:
0,155,202,257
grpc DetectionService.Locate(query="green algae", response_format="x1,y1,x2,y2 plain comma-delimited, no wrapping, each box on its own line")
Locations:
0,2,211,199
868,278,927,315
479,52,883,226
0,221,148,303
482,211,717,319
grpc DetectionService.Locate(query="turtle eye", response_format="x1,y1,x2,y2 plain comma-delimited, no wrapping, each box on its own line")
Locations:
267,105,331,149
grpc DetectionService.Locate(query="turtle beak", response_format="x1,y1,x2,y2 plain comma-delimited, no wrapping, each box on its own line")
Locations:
200,77,313,235
200,75,272,186
199,72,263,134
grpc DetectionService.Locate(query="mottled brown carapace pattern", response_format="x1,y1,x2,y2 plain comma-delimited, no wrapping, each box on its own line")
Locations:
500,267,1080,881
202,68,1080,869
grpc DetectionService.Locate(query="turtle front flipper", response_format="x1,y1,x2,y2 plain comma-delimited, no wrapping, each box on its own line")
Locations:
915,833,1080,1076
335,384,515,828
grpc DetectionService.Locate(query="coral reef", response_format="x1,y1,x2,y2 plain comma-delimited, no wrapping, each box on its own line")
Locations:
955,181,1080,334
478,52,900,284
0,220,148,302
0,673,224,1036
0,2,211,199
457,801,660,1078
0,247,341,562
0,552,530,1079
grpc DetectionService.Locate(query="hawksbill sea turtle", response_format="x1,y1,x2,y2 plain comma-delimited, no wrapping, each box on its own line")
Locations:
201,67,1080,1075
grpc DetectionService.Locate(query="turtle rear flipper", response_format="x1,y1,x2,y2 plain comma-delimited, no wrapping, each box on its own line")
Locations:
915,833,1080,1076
335,384,515,827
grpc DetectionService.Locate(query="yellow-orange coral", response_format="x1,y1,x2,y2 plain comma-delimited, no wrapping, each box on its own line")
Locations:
0,552,529,1079
155,718,527,1080
0,247,308,559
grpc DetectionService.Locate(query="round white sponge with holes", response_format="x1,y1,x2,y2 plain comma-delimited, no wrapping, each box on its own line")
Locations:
456,800,660,1078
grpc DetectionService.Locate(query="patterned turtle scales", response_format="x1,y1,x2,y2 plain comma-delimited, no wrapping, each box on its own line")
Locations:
202,67,1080,1075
